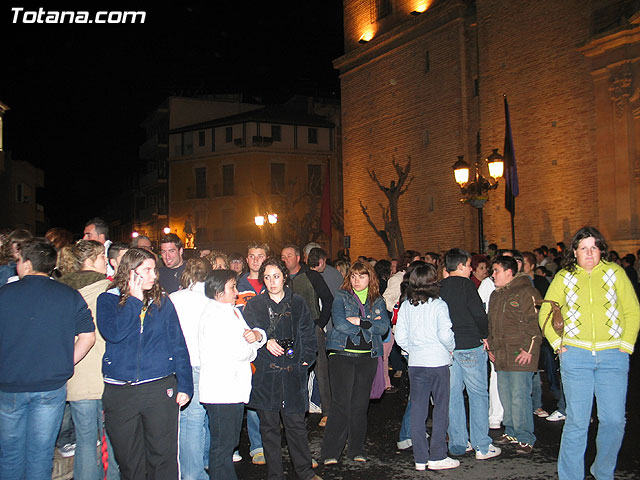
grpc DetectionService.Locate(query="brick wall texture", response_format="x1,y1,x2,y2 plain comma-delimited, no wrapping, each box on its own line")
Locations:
337,0,630,259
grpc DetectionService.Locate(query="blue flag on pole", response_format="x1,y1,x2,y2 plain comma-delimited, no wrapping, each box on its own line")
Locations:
503,95,519,216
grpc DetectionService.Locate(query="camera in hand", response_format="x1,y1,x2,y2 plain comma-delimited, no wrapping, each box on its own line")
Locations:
277,338,295,358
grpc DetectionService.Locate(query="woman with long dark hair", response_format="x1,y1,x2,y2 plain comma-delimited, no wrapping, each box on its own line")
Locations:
97,247,192,480
395,263,458,471
321,260,389,464
242,257,319,480
539,226,640,480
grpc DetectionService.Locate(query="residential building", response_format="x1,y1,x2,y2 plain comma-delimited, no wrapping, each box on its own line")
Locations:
0,151,45,233
167,95,342,255
135,95,262,246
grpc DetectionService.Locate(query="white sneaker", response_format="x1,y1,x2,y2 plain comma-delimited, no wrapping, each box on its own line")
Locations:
466,441,473,452
415,462,426,471
476,444,501,460
546,410,566,422
232,452,242,462
428,457,460,470
58,443,76,458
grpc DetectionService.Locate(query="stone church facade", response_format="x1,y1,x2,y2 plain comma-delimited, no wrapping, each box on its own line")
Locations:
335,0,640,257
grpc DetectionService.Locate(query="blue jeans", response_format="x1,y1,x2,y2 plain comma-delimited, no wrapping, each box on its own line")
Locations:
531,371,542,411
399,395,412,442
448,346,492,454
204,403,244,480
246,408,263,456
179,367,209,480
497,370,535,445
559,347,629,480
70,399,119,480
0,385,66,480
55,401,76,448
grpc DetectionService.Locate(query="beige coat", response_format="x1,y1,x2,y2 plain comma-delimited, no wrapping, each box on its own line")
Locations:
67,278,110,401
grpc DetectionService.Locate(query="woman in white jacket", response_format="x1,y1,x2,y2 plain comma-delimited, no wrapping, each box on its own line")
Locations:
394,263,458,472
199,270,266,480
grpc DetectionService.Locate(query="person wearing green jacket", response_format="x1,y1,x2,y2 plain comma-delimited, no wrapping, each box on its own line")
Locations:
539,226,640,480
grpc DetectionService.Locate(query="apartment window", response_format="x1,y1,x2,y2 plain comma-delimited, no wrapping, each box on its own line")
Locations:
225,126,233,143
308,165,322,195
158,192,168,215
198,131,205,147
16,183,32,203
195,167,207,198
222,164,234,196
271,125,282,142
271,163,285,194
183,132,193,155
308,128,318,144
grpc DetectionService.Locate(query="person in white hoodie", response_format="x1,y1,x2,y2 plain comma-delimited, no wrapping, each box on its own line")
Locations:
394,263,458,472
199,270,266,480
169,257,212,480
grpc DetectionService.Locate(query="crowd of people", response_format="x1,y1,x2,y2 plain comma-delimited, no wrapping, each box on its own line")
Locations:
0,219,638,480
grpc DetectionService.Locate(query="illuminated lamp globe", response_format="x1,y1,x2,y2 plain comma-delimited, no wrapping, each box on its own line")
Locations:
452,156,470,186
486,148,505,180
163,227,171,234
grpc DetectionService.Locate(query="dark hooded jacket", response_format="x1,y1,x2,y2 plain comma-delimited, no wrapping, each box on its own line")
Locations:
242,287,317,413
488,274,542,372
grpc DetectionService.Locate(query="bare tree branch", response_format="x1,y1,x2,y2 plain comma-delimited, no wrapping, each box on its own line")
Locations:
360,201,390,249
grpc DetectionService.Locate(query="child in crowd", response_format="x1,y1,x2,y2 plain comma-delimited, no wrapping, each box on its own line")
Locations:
394,263,459,471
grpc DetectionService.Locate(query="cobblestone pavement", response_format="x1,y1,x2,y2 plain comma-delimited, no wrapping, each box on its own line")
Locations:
234,359,640,480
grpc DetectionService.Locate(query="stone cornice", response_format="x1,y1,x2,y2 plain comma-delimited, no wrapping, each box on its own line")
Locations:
333,0,467,75
579,24,640,57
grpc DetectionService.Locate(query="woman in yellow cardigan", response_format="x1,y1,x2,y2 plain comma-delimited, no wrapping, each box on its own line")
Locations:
539,226,639,480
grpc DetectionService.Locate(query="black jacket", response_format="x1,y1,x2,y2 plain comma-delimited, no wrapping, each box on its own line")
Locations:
291,264,334,328
242,288,317,413
440,276,488,350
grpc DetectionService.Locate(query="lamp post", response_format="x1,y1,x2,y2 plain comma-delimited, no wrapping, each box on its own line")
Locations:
452,148,504,253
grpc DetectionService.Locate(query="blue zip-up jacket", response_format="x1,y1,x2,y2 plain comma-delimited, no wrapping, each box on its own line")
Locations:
326,289,389,357
96,290,193,397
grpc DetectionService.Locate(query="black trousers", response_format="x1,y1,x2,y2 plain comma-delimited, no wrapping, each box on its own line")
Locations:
315,326,332,416
257,409,315,480
103,376,179,480
321,353,377,460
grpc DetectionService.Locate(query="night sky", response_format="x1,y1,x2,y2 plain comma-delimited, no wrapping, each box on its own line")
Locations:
1,2,343,232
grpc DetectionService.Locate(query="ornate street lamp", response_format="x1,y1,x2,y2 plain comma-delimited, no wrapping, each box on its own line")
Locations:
452,149,504,252
255,213,278,227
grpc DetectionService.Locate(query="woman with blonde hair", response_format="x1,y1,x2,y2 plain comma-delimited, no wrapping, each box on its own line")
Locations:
206,251,230,270
321,261,389,464
58,240,119,479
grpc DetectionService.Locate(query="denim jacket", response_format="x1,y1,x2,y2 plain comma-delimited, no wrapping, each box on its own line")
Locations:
326,289,389,357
